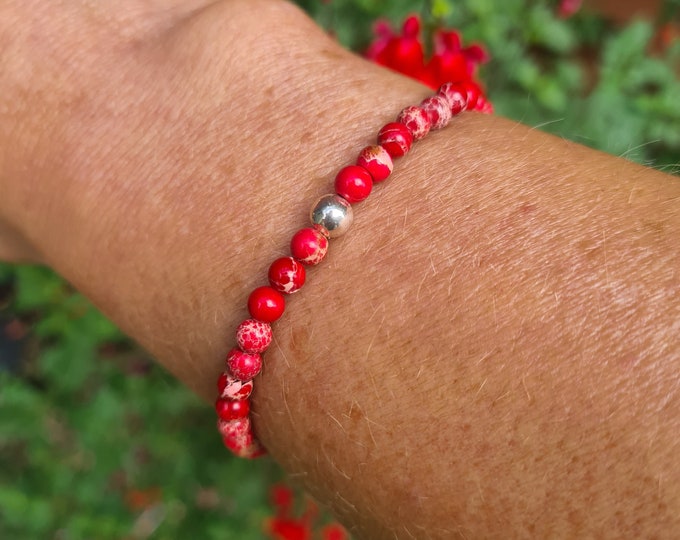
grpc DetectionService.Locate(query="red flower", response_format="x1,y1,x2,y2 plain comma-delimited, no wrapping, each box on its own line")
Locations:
367,15,425,82
365,15,489,91
264,484,349,540
557,0,582,18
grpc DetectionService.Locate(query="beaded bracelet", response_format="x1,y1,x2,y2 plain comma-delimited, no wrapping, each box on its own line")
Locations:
215,80,490,458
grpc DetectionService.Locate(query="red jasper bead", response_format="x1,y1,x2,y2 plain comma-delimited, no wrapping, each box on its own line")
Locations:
248,286,285,323
226,348,263,379
461,80,482,111
215,397,250,421
475,95,494,114
438,82,468,115
396,105,430,140
420,95,452,130
356,145,393,183
290,227,328,265
334,165,373,203
218,371,254,400
268,256,305,294
377,122,413,158
220,419,263,458
236,319,272,354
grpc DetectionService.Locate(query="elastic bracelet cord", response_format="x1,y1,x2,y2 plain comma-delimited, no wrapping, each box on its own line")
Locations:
215,80,491,458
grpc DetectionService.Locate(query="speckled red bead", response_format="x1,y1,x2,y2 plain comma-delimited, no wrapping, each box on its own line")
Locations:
219,417,262,458
334,165,373,203
420,95,452,130
268,256,305,294
218,372,254,400
438,82,468,115
377,122,413,158
236,319,272,353
248,286,285,323
356,145,393,183
215,397,250,421
226,348,262,380
290,227,329,265
396,105,430,140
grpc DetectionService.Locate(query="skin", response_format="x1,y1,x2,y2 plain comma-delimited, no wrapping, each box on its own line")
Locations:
1,1,679,538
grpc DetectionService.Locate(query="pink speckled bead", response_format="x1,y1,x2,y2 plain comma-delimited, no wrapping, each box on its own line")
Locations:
218,417,264,458
396,105,430,140
218,371,254,400
438,82,468,115
377,122,413,158
420,95,452,130
236,319,272,353
356,145,393,183
290,227,328,265
226,347,263,380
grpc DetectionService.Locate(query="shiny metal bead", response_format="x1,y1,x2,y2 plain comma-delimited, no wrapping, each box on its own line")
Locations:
310,194,353,238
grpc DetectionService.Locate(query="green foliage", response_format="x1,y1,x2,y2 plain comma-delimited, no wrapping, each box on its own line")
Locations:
0,266,279,540
1,1,678,539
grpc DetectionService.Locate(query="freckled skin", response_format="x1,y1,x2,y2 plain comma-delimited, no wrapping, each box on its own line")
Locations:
1,1,679,538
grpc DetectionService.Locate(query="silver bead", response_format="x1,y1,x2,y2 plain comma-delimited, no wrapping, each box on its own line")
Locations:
310,194,353,238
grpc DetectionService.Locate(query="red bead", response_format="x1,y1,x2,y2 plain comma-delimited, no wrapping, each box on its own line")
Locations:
377,122,413,158
215,397,250,421
334,165,373,203
290,227,328,265
248,286,285,323
420,95,452,130
438,82,468,115
218,417,263,458
356,145,393,183
396,105,430,140
461,80,482,111
226,347,263,379
218,371,254,400
475,95,494,114
235,319,272,354
268,256,306,294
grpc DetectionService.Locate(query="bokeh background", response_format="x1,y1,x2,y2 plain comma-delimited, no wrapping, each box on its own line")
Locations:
1,1,678,538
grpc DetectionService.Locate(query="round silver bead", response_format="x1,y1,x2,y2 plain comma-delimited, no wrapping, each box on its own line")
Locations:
310,194,353,238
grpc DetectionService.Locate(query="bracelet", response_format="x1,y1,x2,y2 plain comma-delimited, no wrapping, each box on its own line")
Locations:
215,80,490,458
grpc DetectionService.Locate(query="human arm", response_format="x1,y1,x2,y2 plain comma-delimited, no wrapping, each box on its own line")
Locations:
1,1,679,537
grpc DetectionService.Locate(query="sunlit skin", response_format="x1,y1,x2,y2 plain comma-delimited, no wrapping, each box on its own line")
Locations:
1,1,679,538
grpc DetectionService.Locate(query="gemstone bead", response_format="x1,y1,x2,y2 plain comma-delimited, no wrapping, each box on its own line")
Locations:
334,165,373,203
248,286,285,323
438,82,468,115
461,80,482,110
396,105,430,140
226,348,263,379
218,371,254,400
377,122,413,158
218,417,262,458
268,256,305,294
215,397,250,421
356,145,393,183
290,227,328,265
310,194,353,238
420,95,452,130
236,319,272,353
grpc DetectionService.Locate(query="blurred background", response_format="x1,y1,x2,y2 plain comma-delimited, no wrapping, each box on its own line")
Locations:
1,1,678,538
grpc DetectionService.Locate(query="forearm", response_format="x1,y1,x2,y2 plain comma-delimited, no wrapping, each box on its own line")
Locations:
2,1,679,538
